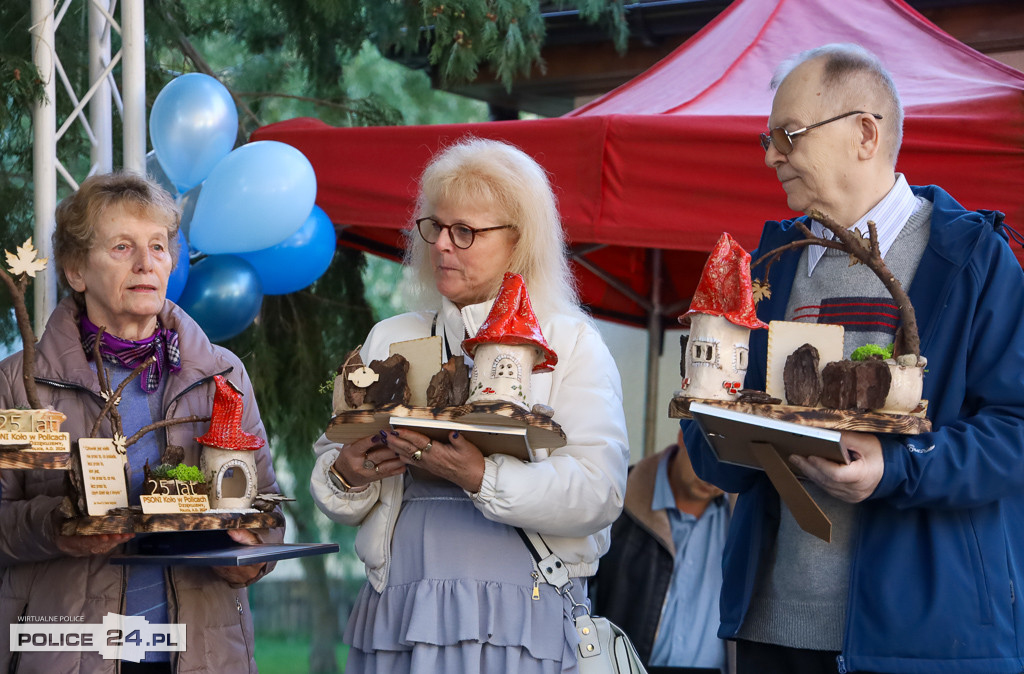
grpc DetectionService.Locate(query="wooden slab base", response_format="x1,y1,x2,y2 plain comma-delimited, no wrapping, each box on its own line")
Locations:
669,396,931,434
327,401,566,455
60,508,284,536
0,450,70,470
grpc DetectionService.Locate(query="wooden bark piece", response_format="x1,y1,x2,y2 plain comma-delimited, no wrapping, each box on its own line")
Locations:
162,444,185,466
735,390,782,405
364,354,411,406
821,360,891,411
854,359,891,411
426,356,471,407
821,361,856,409
339,347,367,409
784,343,822,407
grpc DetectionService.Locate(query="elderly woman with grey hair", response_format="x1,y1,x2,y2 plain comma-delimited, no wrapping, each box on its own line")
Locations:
0,171,282,674
311,138,629,673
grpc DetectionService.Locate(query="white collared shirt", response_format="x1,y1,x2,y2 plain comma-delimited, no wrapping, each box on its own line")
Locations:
807,174,923,275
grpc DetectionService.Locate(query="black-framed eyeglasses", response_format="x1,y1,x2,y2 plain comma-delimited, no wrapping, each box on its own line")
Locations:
416,216,515,249
760,110,883,155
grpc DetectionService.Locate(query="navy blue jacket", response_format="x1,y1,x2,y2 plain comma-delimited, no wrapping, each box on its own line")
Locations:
684,185,1024,673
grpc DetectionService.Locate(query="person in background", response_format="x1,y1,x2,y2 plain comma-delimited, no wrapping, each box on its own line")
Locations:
684,43,1024,674
310,137,629,673
594,430,731,674
0,172,282,674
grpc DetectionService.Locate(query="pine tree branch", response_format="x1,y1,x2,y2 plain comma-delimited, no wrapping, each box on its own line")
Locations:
158,0,262,130
233,90,365,114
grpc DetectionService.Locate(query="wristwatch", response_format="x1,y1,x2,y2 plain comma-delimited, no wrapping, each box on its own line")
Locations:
327,462,363,493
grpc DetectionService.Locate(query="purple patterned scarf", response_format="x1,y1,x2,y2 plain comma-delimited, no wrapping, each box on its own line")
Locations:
80,316,182,393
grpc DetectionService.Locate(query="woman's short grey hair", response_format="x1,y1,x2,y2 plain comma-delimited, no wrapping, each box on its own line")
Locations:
53,171,181,304
402,137,584,320
772,43,904,166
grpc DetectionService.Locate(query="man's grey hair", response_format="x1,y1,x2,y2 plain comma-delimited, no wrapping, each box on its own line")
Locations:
771,43,903,166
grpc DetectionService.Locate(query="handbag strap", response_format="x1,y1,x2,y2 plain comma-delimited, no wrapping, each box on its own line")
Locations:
518,529,638,668
515,528,581,602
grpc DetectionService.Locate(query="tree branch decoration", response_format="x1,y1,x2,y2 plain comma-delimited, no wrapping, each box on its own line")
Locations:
87,334,210,449
751,211,922,362
0,238,46,409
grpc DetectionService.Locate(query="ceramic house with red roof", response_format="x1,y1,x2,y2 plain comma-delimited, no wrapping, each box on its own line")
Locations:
463,273,557,410
197,375,265,510
679,233,767,401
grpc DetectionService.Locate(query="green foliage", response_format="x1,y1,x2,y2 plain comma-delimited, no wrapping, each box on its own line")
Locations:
149,462,205,482
420,0,628,90
168,463,206,483
850,343,894,361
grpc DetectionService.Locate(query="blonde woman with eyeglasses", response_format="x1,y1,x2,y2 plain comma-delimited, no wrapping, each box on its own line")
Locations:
310,137,629,673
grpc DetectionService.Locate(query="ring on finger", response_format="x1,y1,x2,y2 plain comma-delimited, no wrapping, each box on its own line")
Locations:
363,458,376,470
375,464,380,473
412,449,423,462
422,441,433,453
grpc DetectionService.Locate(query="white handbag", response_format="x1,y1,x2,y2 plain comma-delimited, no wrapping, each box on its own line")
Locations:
518,529,648,674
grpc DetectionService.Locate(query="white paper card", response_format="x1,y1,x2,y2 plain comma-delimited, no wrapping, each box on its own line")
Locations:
79,438,129,516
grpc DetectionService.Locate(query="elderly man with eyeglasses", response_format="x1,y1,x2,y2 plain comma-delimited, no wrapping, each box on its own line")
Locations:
683,43,1024,674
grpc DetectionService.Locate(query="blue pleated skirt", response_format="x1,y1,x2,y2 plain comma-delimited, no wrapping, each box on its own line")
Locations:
343,476,579,673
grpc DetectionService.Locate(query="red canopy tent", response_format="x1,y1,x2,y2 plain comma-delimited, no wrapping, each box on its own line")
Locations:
254,0,1024,453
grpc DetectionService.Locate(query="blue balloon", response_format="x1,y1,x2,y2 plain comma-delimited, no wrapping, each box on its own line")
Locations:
238,206,336,295
150,73,238,193
177,255,263,342
188,141,317,255
177,183,201,240
145,150,178,197
166,229,190,304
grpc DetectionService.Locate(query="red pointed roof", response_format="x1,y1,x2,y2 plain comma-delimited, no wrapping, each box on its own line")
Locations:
195,375,265,451
462,273,558,372
681,233,767,331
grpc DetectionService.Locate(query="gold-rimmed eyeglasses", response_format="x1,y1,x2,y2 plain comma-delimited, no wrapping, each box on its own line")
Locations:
760,110,883,155
416,217,515,249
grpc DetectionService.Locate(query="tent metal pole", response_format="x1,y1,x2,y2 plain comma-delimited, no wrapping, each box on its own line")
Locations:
89,0,114,174
31,0,58,335
643,249,663,458
122,0,146,173
571,254,652,312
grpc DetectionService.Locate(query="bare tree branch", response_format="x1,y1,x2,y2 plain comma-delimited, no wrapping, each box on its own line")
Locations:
89,356,154,437
125,415,210,448
0,270,40,408
752,211,921,359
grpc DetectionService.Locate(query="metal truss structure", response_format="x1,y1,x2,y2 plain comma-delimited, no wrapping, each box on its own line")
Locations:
29,0,145,332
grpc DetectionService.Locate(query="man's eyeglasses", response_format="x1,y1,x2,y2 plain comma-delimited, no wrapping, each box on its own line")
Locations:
416,217,515,250
760,111,883,155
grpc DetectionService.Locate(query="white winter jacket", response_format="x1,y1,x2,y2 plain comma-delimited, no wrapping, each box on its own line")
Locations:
311,296,629,592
